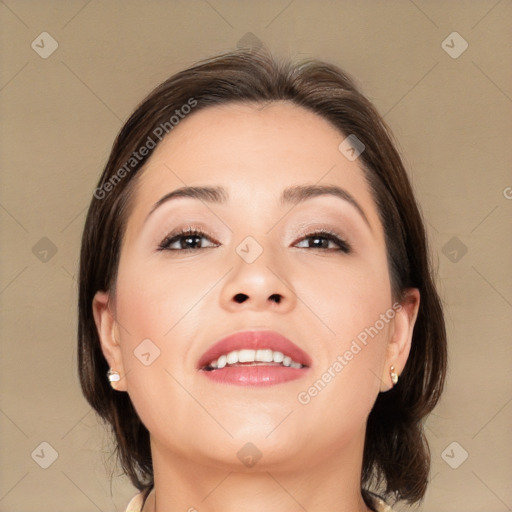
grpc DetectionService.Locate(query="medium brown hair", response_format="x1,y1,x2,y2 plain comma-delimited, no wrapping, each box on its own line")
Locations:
78,48,447,507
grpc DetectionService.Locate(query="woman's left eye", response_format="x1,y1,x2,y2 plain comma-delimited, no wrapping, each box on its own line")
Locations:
158,229,219,251
294,230,351,253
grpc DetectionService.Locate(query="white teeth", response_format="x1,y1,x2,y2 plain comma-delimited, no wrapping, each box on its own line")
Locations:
206,349,304,369
256,349,273,362
273,351,284,363
226,351,238,364
238,349,256,362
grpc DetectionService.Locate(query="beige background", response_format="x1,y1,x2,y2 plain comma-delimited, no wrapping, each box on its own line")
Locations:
1,1,511,511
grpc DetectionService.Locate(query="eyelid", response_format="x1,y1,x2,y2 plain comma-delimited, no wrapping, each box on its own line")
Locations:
293,223,351,243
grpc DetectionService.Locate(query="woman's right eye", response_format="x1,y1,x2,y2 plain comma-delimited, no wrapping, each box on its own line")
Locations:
158,228,219,251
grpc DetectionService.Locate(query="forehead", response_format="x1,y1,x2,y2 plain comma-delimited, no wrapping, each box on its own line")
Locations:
133,101,372,204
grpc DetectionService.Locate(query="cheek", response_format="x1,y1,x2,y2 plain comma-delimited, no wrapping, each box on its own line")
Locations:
293,249,392,341
111,257,214,437
291,254,392,419
115,254,212,342
113,252,231,396
294,314,390,452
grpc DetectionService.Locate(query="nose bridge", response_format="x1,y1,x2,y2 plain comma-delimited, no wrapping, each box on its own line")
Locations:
220,233,295,311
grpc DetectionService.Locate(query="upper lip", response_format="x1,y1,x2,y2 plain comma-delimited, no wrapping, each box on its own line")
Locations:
197,329,312,369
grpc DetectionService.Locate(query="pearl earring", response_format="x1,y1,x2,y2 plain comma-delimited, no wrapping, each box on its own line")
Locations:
390,365,399,386
107,369,120,388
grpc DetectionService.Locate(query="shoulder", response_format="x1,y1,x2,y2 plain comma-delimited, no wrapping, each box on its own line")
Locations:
368,493,397,512
124,490,147,512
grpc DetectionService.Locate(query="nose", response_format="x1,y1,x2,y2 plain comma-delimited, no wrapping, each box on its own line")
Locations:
219,243,296,313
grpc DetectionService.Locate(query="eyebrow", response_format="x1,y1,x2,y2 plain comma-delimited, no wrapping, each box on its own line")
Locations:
145,184,371,230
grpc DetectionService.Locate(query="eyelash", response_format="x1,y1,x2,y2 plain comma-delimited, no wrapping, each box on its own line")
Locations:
157,226,351,254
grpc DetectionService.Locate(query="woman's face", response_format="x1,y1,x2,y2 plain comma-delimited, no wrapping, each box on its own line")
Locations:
95,101,415,471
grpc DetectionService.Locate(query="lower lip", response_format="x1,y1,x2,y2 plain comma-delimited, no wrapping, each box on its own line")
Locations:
200,365,310,386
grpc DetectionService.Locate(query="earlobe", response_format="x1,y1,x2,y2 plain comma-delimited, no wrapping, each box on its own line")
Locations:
92,291,127,392
380,288,420,392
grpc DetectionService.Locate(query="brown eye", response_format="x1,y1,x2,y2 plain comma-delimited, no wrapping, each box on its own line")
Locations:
158,228,219,251
294,230,351,253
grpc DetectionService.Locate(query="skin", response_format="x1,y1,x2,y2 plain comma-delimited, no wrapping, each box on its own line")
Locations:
93,101,420,512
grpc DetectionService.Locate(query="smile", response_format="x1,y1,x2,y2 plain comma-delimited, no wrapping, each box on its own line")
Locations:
198,330,311,386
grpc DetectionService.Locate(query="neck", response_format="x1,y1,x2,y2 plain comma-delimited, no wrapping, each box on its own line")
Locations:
145,431,372,512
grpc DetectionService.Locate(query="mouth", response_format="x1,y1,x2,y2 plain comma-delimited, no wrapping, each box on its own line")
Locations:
198,330,311,386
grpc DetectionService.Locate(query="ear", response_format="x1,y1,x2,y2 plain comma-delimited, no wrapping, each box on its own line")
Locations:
92,290,127,392
380,288,420,392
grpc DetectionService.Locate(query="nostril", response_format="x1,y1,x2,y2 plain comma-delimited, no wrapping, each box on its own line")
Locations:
232,293,282,304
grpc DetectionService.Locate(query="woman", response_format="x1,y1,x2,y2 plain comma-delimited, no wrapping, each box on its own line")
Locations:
78,48,447,512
